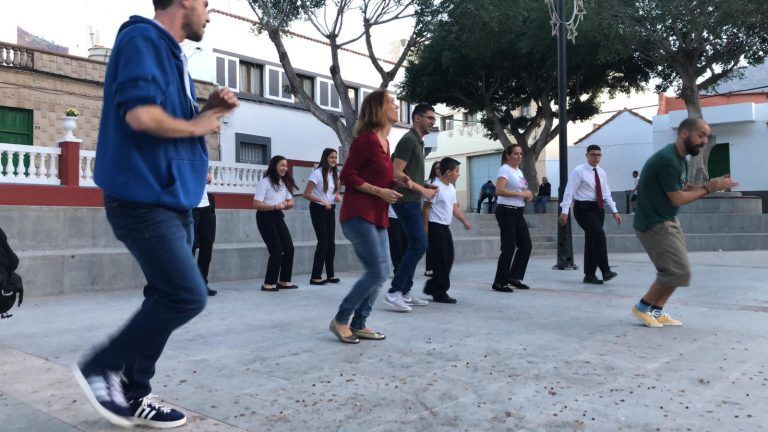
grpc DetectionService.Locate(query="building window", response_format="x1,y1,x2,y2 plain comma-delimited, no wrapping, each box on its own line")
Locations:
238,61,262,96
441,115,454,131
236,133,271,165
347,87,358,112
266,66,293,101
464,112,478,125
317,78,340,110
298,75,314,99
399,100,410,124
215,56,238,90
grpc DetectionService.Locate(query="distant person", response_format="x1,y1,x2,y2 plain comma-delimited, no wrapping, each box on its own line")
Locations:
384,103,438,312
192,174,217,296
330,90,408,344
73,1,239,428
423,161,441,278
303,148,342,286
534,176,551,214
630,170,639,213
491,145,533,293
631,118,737,328
559,144,621,285
254,156,298,292
0,225,23,319
422,157,472,303
477,180,496,213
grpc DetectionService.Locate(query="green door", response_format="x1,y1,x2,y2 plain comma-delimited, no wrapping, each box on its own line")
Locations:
0,107,33,176
707,143,730,179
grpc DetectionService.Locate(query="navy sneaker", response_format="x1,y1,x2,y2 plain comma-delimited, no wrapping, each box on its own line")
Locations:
72,364,133,427
129,395,187,428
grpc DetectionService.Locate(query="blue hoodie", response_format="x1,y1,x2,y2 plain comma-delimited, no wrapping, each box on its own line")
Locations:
94,16,207,210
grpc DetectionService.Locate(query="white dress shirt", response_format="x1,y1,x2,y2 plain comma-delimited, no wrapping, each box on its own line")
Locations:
560,163,618,214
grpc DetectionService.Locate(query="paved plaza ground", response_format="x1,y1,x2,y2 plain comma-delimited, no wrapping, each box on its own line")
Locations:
1,250,767,431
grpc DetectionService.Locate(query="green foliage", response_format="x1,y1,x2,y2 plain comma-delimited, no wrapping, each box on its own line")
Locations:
400,0,648,143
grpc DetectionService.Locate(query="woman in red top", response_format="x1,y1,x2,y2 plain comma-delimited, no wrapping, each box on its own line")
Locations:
329,90,412,344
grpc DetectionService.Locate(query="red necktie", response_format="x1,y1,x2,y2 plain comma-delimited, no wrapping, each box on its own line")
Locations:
594,168,603,209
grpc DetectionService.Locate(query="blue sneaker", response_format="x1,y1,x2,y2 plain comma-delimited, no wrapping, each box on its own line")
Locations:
72,364,133,427
129,395,187,428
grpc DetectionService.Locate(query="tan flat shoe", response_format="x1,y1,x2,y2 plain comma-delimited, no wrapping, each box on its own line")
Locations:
329,320,359,344
351,328,386,340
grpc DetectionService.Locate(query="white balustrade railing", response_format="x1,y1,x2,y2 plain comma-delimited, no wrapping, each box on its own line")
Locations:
80,150,96,187
0,143,60,185
207,161,267,194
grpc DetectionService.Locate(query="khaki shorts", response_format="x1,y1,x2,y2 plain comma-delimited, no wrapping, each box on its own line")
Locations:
635,219,691,287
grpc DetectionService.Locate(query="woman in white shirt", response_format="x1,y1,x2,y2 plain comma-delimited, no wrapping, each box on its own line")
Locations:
492,144,534,292
254,156,297,292
302,148,342,286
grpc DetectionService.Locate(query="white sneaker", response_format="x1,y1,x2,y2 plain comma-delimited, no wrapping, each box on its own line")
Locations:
383,292,412,312
402,293,428,306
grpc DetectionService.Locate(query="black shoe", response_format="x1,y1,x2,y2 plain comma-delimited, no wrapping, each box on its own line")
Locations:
261,285,279,292
492,283,513,293
128,395,186,428
509,280,530,290
72,365,133,427
583,275,604,285
603,271,618,282
207,287,218,296
432,293,457,304
309,279,328,285
326,277,341,283
423,285,435,296
278,283,299,289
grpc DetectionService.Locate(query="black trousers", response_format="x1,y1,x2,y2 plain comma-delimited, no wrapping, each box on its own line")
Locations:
309,202,336,279
477,194,494,213
256,210,294,285
573,201,610,276
387,217,407,273
493,205,532,285
424,222,454,295
192,204,216,284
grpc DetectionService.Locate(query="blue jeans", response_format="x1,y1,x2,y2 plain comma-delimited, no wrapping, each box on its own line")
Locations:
389,202,427,294
84,195,207,400
534,196,549,213
336,217,390,330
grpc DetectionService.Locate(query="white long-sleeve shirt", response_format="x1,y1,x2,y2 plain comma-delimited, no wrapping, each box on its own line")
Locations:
559,163,618,215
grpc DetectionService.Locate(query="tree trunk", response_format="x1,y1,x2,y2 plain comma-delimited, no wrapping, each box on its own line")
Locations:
520,150,539,196
680,74,714,185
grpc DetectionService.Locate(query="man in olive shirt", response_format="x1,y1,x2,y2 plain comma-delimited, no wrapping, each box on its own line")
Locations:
384,104,438,312
631,118,737,328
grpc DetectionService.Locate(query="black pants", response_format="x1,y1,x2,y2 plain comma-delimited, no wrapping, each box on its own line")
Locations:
477,194,494,213
424,222,454,296
493,205,532,285
309,202,336,279
192,204,216,284
573,201,610,277
256,210,294,285
387,217,407,273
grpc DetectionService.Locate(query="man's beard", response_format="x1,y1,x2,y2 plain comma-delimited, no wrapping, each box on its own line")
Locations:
182,14,204,42
684,137,702,156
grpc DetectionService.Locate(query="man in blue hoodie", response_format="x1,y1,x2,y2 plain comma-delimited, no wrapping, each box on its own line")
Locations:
72,1,238,428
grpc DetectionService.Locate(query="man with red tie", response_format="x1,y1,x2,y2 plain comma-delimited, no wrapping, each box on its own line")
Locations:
559,144,621,284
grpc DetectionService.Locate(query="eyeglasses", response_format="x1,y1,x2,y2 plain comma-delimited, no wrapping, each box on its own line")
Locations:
588,153,602,157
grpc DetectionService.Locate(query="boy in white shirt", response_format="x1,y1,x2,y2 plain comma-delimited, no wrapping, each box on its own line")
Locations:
421,157,472,303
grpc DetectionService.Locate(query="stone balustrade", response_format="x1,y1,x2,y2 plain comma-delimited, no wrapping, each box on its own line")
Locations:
0,143,60,185
79,150,96,187
208,161,267,193
0,43,34,68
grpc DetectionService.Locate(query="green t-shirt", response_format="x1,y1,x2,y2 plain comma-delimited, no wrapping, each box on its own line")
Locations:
392,128,425,203
633,144,688,232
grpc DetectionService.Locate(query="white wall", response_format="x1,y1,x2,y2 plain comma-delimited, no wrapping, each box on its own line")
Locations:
568,112,654,192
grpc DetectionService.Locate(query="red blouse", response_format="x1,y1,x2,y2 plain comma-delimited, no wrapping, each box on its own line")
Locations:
339,130,394,228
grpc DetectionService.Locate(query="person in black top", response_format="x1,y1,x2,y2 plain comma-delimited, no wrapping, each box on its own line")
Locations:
534,177,551,214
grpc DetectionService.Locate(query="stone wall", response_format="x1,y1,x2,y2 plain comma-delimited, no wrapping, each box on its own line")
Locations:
0,42,220,159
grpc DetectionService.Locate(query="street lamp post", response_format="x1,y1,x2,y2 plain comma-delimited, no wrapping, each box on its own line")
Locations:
546,0,585,270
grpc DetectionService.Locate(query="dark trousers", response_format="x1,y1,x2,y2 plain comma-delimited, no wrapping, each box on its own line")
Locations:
309,202,336,279
493,205,532,285
573,201,610,277
424,222,454,296
192,205,216,284
85,195,207,400
477,194,494,213
256,210,294,285
387,217,407,273
389,202,427,294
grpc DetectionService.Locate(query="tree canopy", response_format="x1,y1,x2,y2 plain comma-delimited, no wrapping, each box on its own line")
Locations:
604,0,768,184
400,0,649,189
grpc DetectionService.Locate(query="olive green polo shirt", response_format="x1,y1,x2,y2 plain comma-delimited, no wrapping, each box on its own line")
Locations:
392,128,425,203
633,144,688,232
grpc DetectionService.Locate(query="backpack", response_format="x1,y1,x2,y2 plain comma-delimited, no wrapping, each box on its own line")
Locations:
0,226,23,319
